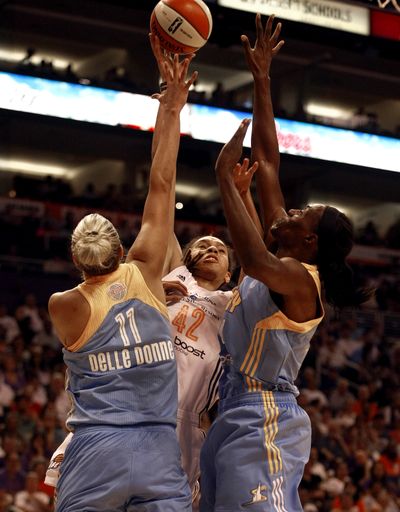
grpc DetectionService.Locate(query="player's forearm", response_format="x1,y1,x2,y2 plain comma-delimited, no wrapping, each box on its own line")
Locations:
151,102,166,161
252,77,285,233
217,173,270,273
240,189,264,237
251,77,280,170
150,109,180,190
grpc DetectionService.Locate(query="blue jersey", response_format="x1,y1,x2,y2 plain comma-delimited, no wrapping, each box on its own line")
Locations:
64,263,177,429
219,263,323,398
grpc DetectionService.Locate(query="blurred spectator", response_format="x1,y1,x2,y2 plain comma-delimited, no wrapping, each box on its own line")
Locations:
357,220,382,246
2,353,26,395
210,81,230,107
47,373,69,426
32,318,59,351
0,376,15,418
385,218,400,249
0,490,13,512
353,385,379,423
74,182,99,208
300,367,329,407
0,306,21,344
15,294,44,339
329,378,354,413
30,458,54,499
14,471,51,512
379,440,400,481
0,452,26,494
100,183,119,210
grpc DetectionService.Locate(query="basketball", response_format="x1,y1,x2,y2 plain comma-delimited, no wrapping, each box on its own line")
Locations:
150,0,213,54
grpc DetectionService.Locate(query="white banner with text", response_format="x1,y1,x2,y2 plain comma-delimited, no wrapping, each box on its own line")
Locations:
217,0,370,35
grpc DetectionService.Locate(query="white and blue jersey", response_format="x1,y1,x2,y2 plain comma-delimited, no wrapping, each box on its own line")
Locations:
200,263,324,512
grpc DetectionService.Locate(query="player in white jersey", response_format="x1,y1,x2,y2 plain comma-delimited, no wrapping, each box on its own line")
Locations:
163,235,234,498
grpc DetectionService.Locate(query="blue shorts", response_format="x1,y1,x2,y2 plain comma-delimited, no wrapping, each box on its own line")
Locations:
55,425,192,512
200,391,311,512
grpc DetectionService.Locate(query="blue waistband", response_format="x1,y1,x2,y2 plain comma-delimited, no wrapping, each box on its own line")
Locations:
72,423,175,435
219,391,298,413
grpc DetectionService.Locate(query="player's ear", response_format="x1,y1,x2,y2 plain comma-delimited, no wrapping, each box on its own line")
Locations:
304,233,317,245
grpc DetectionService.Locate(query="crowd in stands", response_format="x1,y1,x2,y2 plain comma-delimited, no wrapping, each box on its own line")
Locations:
0,278,399,510
0,201,399,512
2,187,400,316
7,174,400,247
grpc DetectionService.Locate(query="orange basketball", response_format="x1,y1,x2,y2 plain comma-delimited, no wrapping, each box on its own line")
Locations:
150,0,213,54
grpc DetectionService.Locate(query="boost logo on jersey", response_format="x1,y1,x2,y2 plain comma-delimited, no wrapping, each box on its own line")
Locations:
174,335,205,359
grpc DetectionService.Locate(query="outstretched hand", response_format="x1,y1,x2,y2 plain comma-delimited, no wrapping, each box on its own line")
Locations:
241,14,284,79
150,33,197,109
215,118,254,181
160,53,198,111
233,158,259,196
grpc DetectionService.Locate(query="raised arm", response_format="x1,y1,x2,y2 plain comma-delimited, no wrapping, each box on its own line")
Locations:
126,53,197,302
215,120,315,300
232,157,263,237
149,35,189,275
242,14,286,235
150,34,173,161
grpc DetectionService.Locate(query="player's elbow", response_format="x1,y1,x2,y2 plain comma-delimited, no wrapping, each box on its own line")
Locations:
240,254,265,279
149,170,174,193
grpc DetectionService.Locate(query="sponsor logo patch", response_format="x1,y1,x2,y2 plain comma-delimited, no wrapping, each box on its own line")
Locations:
174,336,205,359
242,483,268,506
107,282,127,301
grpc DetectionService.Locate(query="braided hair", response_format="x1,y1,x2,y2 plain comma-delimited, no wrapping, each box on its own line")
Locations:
316,207,373,309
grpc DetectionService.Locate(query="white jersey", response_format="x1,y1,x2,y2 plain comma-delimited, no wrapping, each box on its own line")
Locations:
164,266,232,417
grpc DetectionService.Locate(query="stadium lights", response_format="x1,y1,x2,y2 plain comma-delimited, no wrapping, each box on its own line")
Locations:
306,102,353,120
0,48,71,69
0,159,70,177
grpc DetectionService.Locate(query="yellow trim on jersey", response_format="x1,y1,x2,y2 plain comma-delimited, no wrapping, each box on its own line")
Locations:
256,309,321,334
68,263,168,352
240,264,323,377
240,327,261,374
240,327,268,377
262,391,282,475
226,287,241,313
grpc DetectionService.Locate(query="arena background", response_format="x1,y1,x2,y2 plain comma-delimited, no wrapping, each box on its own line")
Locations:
0,1,399,510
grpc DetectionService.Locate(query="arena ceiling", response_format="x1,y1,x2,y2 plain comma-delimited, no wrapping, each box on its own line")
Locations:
0,0,399,232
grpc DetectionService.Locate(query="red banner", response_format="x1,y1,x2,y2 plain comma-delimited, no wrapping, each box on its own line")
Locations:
371,9,400,39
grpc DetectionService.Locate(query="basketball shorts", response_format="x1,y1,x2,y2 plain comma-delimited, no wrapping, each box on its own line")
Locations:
55,424,192,512
45,432,73,487
199,391,311,512
177,409,206,491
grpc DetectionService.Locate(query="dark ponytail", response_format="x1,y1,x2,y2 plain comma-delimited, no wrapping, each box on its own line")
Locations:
317,207,374,309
